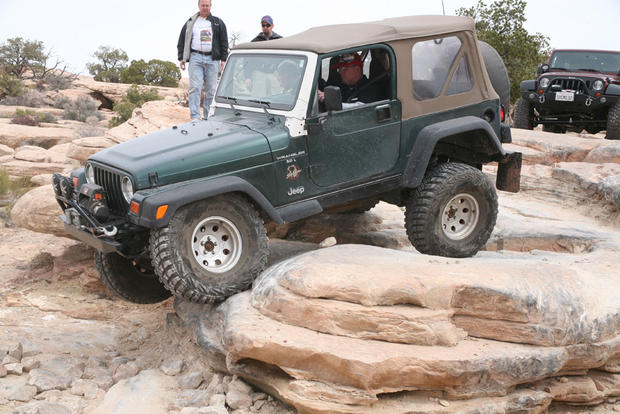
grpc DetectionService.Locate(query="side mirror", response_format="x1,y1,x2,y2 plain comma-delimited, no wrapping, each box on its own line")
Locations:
324,86,342,112
537,64,549,75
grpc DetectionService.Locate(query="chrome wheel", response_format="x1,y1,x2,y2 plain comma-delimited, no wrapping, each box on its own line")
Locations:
191,216,242,273
441,193,480,241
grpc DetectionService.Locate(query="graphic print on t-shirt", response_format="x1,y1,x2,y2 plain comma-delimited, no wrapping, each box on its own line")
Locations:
200,29,212,43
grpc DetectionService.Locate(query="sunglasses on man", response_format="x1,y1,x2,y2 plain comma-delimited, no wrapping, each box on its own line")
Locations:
262,23,271,27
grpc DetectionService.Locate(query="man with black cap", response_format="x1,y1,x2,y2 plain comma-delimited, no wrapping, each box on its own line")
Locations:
251,15,283,42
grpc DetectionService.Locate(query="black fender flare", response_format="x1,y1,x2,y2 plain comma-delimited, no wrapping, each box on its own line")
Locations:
401,116,506,189
520,80,536,92
606,84,620,96
136,176,283,228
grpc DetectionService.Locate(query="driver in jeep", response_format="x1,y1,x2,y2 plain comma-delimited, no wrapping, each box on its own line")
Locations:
318,52,385,108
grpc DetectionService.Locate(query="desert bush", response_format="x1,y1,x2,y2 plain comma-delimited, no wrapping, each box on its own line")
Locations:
53,96,71,109
11,114,39,126
59,96,103,122
121,59,181,87
0,168,34,202
76,117,106,137
109,84,161,127
1,89,46,107
0,72,25,98
41,72,75,90
14,108,57,124
87,46,128,83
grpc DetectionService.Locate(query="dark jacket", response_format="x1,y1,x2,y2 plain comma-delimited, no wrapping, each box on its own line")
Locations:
340,75,386,104
177,13,228,62
251,32,283,42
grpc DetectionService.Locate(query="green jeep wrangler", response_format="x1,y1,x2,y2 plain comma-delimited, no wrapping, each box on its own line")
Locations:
53,16,521,304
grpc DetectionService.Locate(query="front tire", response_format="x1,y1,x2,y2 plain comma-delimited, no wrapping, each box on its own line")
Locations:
513,98,533,130
94,251,171,304
405,163,498,258
150,194,269,303
606,102,620,140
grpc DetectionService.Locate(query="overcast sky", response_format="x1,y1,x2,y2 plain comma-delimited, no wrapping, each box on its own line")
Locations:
0,0,618,77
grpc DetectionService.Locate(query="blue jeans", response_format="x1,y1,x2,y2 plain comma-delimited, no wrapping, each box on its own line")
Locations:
188,52,220,120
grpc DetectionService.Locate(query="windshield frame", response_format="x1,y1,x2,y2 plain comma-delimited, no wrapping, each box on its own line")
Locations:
548,50,620,74
215,52,309,111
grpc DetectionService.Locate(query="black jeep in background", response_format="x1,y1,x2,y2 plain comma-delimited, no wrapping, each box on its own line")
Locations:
513,49,620,139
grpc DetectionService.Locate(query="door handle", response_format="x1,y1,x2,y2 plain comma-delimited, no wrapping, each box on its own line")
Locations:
376,104,392,122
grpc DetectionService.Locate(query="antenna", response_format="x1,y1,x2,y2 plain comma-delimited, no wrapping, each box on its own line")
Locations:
442,0,446,15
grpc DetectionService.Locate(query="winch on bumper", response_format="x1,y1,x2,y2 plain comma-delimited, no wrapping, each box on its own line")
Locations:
52,172,124,254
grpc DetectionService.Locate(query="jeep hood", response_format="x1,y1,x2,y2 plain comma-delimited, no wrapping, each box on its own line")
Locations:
89,118,273,188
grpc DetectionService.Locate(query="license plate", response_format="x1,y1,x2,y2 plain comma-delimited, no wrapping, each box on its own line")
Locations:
555,91,574,102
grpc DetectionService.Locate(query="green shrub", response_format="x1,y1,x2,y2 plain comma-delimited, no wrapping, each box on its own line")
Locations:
109,84,162,127
0,168,32,199
11,114,39,126
14,108,57,123
0,72,25,98
59,96,103,122
86,46,128,83
120,59,181,87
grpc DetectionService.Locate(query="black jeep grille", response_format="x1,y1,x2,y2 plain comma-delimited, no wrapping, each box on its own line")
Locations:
92,165,129,215
551,78,591,93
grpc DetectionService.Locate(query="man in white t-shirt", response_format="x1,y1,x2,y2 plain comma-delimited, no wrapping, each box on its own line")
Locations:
177,0,228,120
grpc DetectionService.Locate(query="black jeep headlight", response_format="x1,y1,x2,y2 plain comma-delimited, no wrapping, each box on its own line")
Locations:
592,80,604,91
539,77,550,88
121,176,134,203
85,163,95,184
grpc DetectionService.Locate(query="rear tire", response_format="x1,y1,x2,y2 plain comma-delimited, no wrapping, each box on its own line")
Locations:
606,102,620,140
513,98,533,130
150,194,269,303
405,163,498,258
94,251,171,304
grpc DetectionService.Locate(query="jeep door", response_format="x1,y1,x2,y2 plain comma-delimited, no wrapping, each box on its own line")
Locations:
306,47,401,188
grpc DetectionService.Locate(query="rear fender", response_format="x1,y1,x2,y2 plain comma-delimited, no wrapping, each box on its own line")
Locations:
402,116,506,189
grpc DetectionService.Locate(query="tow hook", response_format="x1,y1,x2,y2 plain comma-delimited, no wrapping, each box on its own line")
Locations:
538,95,545,104
585,97,592,107
100,226,118,237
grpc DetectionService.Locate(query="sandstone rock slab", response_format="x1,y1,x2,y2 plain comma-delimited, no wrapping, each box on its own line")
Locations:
11,185,67,237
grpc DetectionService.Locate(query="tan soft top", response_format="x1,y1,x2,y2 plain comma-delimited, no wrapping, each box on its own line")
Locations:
236,15,475,53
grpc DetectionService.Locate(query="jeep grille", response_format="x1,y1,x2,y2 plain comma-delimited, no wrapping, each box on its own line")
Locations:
551,78,592,93
92,165,129,215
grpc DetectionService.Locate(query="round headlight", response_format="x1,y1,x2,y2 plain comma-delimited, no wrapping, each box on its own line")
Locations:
121,176,134,204
592,80,604,91
85,163,95,184
539,77,550,88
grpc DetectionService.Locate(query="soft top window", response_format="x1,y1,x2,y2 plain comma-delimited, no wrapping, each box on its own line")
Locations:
411,36,473,100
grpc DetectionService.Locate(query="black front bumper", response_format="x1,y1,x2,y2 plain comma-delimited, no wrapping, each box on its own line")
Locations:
522,91,617,125
60,213,121,253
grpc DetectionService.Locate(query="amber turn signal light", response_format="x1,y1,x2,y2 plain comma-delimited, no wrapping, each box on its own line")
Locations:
156,205,168,220
130,201,140,214
72,177,79,188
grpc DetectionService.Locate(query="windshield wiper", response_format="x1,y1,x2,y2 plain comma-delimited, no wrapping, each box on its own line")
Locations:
248,99,272,107
577,68,599,73
217,95,240,114
248,99,275,122
549,67,568,71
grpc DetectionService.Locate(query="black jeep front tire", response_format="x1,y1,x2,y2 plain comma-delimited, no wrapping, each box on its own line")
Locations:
404,163,498,258
606,102,620,140
150,194,269,303
513,98,533,130
94,251,171,303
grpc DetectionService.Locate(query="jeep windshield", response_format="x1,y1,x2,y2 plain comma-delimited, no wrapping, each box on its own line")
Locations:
216,54,307,111
549,50,620,74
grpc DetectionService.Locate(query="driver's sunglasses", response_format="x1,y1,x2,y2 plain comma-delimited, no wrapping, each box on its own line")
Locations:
261,23,271,27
